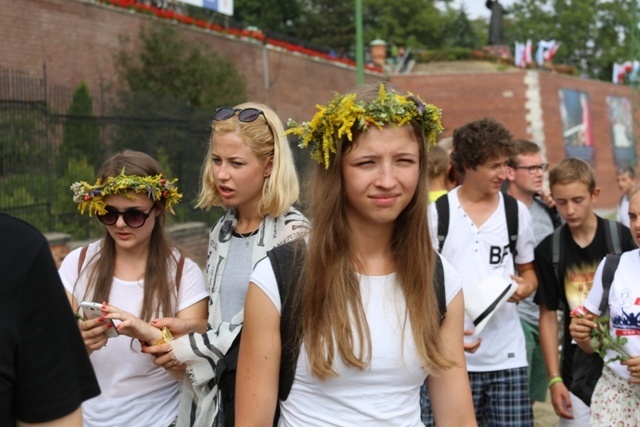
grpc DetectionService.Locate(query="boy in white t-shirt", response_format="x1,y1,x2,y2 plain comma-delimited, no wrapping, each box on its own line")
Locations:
422,118,537,426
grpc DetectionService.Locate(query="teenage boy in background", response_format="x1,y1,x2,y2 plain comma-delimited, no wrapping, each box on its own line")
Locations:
616,166,637,227
534,158,635,426
424,118,538,426
505,140,562,405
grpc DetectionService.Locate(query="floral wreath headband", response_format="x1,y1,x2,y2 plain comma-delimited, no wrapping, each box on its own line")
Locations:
71,169,183,216
285,84,444,169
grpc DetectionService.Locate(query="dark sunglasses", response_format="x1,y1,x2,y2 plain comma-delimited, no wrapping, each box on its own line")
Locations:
97,205,156,228
214,107,266,123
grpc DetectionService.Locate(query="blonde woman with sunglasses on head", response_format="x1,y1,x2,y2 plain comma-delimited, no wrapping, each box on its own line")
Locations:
144,103,309,427
59,150,209,427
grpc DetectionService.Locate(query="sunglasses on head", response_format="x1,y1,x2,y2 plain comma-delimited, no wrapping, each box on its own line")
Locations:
97,205,156,228
214,107,266,123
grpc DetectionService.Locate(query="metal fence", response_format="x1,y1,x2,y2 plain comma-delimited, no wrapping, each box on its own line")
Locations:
0,65,215,239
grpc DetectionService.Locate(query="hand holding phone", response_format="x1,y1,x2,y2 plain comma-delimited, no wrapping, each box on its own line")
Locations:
80,301,119,338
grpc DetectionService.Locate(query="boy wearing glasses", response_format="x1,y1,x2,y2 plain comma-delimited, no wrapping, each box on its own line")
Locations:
534,158,634,426
505,140,562,406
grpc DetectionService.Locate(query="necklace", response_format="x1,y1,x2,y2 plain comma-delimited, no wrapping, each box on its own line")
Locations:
236,228,259,248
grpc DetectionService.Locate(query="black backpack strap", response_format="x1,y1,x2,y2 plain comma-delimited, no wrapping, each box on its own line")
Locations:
551,224,565,286
603,219,622,255
599,254,621,314
435,194,450,253
503,193,519,258
434,254,446,323
267,239,306,403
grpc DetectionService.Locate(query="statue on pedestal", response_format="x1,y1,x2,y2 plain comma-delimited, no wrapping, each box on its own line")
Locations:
486,0,508,46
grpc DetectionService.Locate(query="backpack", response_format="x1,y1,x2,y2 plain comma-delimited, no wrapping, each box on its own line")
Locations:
532,194,563,229
217,239,447,426
435,193,519,256
550,219,624,406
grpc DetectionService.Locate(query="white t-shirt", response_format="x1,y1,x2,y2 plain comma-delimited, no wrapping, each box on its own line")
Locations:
250,254,462,427
584,249,640,381
59,242,208,427
618,195,630,227
429,189,535,371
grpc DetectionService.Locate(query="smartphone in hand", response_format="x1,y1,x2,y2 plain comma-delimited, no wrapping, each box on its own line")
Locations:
79,301,119,338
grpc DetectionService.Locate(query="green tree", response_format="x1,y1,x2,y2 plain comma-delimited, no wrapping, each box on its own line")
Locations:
510,0,631,80
113,23,247,110
0,109,48,178
233,0,301,35
446,9,483,49
57,82,101,175
296,0,356,53
363,0,449,50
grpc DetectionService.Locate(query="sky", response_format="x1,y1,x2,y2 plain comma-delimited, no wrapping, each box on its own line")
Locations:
456,0,517,19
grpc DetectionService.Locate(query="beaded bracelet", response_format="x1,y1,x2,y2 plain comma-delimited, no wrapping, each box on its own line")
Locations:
548,376,563,389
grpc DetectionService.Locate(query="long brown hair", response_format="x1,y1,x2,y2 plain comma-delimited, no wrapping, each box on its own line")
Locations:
299,83,453,379
79,150,180,321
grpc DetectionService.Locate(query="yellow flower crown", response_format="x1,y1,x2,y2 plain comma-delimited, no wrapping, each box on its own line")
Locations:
286,84,443,168
70,169,183,216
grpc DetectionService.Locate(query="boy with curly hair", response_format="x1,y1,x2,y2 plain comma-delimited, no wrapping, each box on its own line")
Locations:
423,118,538,426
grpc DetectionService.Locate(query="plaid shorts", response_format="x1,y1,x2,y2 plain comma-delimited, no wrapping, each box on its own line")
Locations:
421,366,533,426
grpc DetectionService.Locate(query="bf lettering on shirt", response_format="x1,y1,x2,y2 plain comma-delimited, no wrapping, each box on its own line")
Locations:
489,244,510,265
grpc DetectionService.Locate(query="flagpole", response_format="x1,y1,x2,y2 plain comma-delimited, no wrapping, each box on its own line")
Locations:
355,0,364,85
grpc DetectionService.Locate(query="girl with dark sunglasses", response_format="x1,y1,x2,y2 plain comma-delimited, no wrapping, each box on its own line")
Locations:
59,150,209,427
143,102,309,427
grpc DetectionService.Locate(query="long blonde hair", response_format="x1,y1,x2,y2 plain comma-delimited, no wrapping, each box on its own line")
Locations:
79,150,180,321
299,83,453,379
197,102,299,217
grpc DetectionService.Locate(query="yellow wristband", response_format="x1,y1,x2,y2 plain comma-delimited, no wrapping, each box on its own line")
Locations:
548,376,563,389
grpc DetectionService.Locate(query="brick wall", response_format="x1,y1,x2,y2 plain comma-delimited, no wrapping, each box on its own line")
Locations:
1,0,381,121
393,72,639,209
3,0,638,208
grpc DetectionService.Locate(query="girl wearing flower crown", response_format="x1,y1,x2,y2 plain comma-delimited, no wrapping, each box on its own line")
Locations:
142,102,309,427
235,84,476,426
59,150,209,427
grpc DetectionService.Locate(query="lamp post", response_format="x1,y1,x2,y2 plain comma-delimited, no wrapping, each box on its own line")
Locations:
355,0,364,85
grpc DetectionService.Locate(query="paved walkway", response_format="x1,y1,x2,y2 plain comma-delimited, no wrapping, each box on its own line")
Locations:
534,397,559,427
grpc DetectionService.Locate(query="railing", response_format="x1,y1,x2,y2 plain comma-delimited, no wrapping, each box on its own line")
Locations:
0,65,216,239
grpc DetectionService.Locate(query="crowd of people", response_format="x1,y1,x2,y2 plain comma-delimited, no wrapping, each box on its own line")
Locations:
4,82,639,427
